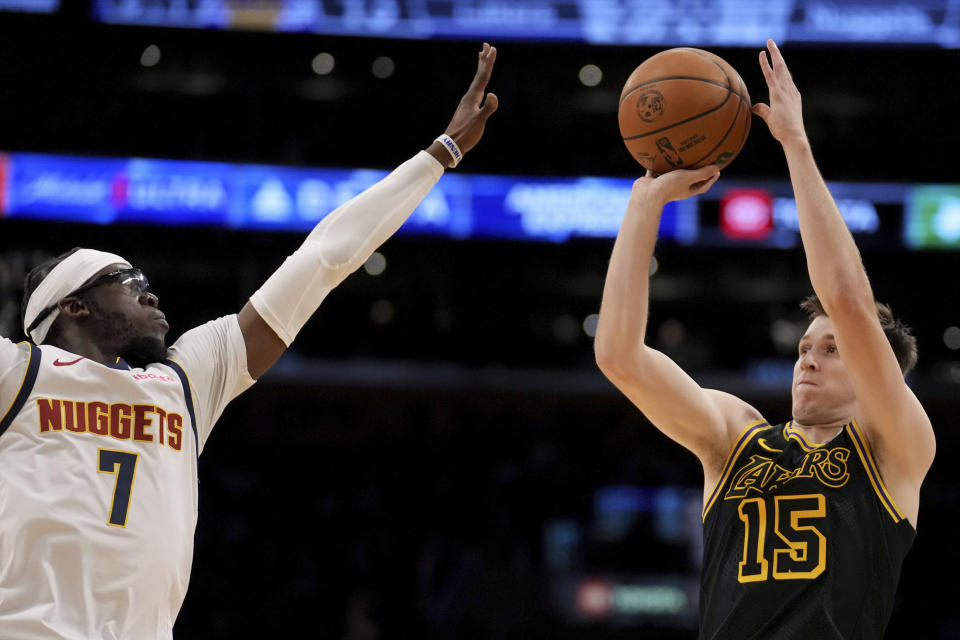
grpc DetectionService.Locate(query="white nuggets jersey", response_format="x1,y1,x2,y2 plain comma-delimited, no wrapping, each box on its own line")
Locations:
0,316,254,639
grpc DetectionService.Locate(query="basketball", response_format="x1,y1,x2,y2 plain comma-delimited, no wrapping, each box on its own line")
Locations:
618,48,751,174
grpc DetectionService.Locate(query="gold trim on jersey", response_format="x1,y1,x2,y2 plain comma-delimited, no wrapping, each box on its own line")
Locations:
783,421,826,452
702,419,768,522
0,342,34,428
846,420,905,523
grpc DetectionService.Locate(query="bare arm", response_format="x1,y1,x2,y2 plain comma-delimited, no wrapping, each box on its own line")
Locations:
595,167,762,481
753,40,934,518
239,44,499,380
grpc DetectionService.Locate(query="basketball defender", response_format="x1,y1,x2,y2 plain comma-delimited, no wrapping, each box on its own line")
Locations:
0,45,498,638
595,40,934,638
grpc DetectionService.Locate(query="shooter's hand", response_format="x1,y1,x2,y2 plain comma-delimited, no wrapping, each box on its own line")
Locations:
752,39,808,149
633,165,721,205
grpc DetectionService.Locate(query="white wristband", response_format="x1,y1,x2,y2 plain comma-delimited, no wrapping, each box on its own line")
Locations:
435,134,463,168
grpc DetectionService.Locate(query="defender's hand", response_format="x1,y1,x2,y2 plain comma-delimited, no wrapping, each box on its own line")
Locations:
752,39,808,149
429,43,499,166
634,165,721,205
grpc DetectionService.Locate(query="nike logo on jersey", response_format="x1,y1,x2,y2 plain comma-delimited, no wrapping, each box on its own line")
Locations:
757,438,783,453
53,357,84,367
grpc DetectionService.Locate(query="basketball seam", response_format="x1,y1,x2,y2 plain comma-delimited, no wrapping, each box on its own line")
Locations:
677,48,751,103
685,57,749,168
619,75,734,107
688,92,749,168
622,86,734,141
696,68,753,168
619,49,749,116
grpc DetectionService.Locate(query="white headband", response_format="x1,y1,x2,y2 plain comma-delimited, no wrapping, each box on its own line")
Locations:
24,249,131,344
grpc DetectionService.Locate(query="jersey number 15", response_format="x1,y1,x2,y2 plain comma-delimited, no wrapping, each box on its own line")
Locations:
738,493,827,582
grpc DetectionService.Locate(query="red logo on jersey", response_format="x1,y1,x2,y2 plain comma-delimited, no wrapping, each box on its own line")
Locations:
53,357,84,367
132,373,175,383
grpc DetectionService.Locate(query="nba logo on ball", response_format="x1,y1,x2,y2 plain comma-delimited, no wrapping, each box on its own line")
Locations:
637,89,665,122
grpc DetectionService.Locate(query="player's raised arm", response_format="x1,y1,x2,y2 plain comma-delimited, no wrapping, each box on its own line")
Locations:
594,168,762,482
236,44,499,379
753,39,934,519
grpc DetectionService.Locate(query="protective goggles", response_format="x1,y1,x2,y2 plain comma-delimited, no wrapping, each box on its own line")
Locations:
26,268,152,335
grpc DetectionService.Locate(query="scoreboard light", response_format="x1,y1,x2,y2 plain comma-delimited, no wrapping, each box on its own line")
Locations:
565,575,696,624
720,188,773,239
575,578,614,619
905,186,960,249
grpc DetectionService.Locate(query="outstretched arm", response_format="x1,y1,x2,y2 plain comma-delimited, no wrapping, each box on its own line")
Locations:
595,167,762,484
753,40,934,519
237,44,499,380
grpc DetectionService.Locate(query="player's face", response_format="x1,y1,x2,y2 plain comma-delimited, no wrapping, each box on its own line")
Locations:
81,263,168,366
791,316,857,425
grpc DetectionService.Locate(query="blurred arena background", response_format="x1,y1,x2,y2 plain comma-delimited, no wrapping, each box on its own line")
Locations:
1,1,958,638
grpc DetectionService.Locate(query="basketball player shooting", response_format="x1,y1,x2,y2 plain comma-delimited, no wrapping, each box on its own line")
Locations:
0,44,497,637
595,40,934,637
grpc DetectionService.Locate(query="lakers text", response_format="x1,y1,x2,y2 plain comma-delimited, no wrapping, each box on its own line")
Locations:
725,447,851,500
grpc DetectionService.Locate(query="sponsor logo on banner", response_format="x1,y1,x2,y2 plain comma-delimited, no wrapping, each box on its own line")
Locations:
505,179,632,240
116,172,228,214
251,178,293,220
18,169,112,209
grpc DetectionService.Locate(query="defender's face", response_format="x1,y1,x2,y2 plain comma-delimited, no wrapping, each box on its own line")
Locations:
83,263,168,348
791,316,857,424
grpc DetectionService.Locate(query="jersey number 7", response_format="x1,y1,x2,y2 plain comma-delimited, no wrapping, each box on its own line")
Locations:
98,449,140,527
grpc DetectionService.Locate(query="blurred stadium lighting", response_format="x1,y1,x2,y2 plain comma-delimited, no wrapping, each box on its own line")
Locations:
311,52,335,75
140,44,161,68
943,326,960,350
369,299,395,325
578,64,603,87
371,56,395,79
552,314,579,344
582,313,599,338
364,252,387,276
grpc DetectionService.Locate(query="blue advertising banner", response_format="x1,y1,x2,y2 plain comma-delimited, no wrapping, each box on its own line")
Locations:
91,0,960,48
0,151,694,244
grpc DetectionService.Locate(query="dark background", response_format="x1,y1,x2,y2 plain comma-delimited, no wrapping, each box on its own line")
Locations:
0,3,958,639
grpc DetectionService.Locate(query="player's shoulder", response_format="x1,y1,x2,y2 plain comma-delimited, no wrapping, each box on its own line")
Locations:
165,315,245,381
0,336,33,366
168,315,241,352
0,339,35,415
699,389,767,475
704,389,766,436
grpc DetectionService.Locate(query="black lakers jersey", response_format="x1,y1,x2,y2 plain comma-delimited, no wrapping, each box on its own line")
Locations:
699,420,915,639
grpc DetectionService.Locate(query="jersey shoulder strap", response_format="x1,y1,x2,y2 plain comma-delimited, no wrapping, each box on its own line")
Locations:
162,358,199,457
0,342,42,439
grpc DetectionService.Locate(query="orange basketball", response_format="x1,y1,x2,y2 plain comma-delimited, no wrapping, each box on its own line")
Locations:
618,48,751,174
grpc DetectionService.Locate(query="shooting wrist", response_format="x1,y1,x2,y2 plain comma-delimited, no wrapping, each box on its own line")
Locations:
633,184,670,210
780,132,812,156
